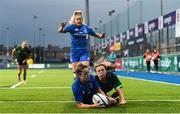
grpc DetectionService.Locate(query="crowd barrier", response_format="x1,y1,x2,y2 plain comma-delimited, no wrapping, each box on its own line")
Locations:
0,63,69,69
115,54,180,72
1,54,180,73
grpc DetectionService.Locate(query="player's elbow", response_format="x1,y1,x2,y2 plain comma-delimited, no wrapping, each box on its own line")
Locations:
95,33,100,38
57,28,65,33
57,29,62,33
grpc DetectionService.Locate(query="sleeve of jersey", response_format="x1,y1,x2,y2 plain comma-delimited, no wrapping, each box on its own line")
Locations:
111,72,123,89
28,49,32,54
72,85,84,104
113,53,117,58
87,26,96,36
63,25,73,33
15,47,19,51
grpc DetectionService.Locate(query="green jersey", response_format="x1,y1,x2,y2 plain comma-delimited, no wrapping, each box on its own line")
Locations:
95,72,123,93
107,53,117,63
15,46,31,62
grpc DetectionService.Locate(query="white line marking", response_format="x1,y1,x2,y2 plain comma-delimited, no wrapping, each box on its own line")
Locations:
118,75,180,86
31,69,45,78
0,86,71,90
9,82,23,89
1,99,180,103
128,99,180,102
0,101,74,103
38,70,44,74
31,74,36,78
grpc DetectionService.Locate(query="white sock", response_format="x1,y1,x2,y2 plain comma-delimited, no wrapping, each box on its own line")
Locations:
73,73,77,79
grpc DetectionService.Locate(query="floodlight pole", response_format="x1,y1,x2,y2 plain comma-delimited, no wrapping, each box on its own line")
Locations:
108,10,115,37
127,0,130,30
6,27,10,56
126,0,130,74
85,0,91,50
85,0,90,26
159,0,163,53
33,15,38,63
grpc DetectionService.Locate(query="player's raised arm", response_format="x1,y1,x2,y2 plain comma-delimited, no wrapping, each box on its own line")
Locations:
57,22,67,33
96,33,106,39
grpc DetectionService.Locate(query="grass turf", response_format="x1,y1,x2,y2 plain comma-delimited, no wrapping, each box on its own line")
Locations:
0,69,180,113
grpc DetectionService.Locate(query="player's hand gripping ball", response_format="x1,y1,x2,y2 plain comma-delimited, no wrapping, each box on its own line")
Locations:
92,93,109,107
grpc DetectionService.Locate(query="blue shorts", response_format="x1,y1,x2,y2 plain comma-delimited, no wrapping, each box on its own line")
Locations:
70,49,90,63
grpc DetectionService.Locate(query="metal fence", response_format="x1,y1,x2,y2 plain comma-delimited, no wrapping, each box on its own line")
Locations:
94,0,180,57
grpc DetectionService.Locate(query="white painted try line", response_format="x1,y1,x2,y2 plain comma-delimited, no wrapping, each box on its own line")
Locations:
9,82,23,89
1,99,180,103
118,75,180,86
0,86,71,90
38,70,44,74
31,69,45,78
31,74,36,78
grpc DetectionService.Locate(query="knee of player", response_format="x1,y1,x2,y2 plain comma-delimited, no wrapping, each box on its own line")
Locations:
18,70,22,74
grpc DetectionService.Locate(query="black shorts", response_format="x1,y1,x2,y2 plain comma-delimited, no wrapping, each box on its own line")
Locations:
17,61,27,65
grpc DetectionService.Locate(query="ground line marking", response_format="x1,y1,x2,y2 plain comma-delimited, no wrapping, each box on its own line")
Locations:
118,75,180,86
38,70,44,74
1,99,180,103
9,82,23,89
1,86,71,89
31,74,36,78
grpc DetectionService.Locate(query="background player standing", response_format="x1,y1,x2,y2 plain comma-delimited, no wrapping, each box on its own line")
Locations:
12,41,32,83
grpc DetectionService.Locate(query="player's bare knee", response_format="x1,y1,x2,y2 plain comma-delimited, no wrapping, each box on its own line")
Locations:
18,70,22,75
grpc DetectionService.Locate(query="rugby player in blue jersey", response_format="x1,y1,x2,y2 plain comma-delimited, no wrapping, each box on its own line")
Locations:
72,63,116,108
58,10,105,78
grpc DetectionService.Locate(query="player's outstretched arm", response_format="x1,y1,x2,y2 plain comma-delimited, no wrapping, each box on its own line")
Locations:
76,102,101,108
96,33,106,39
117,88,127,105
57,22,67,33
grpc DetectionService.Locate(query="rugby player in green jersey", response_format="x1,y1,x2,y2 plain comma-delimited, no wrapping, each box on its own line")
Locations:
12,41,32,83
95,64,126,105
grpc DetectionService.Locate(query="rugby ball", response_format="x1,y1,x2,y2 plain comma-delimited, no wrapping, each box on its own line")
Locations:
92,93,109,107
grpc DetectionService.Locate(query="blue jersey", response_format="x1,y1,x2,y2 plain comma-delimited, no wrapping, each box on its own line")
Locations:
64,24,96,50
72,75,100,104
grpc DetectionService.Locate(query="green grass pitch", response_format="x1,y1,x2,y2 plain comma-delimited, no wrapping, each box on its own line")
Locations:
0,69,180,113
